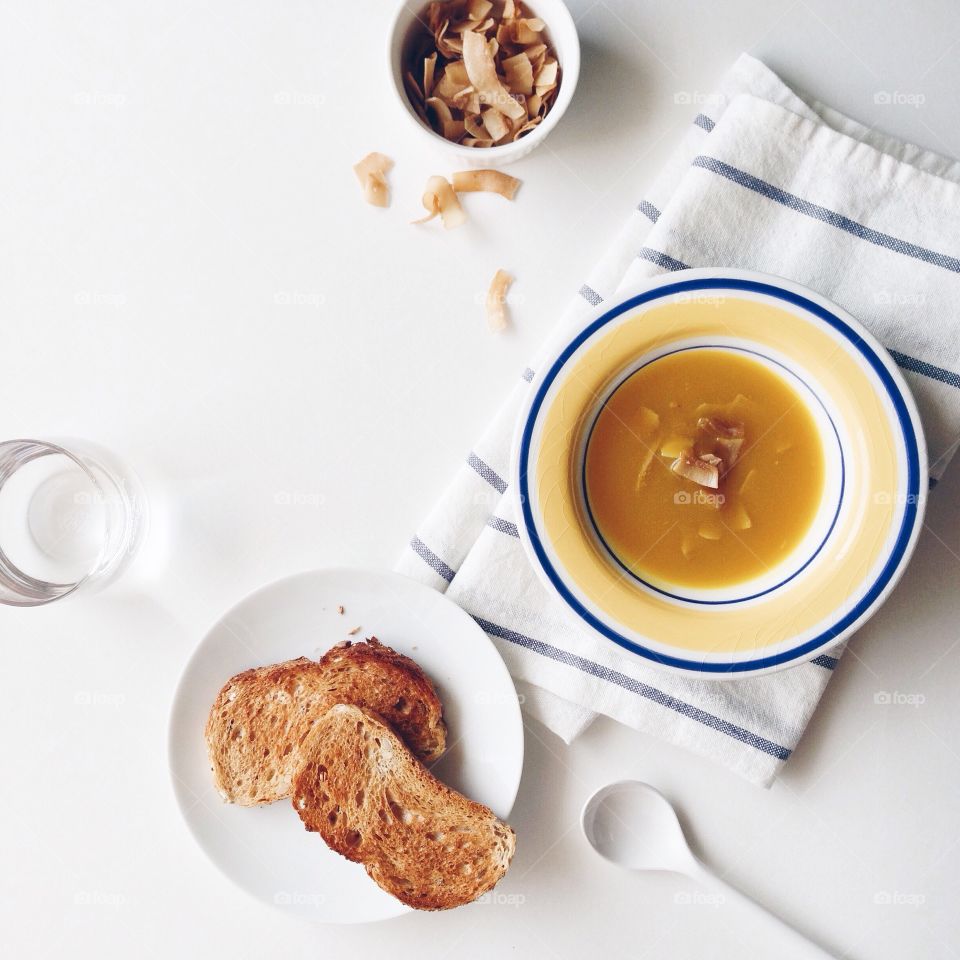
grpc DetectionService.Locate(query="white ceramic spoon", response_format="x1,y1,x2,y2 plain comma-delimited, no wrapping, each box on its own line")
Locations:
581,781,835,958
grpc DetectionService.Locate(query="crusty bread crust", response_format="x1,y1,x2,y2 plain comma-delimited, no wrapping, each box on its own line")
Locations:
205,638,446,806
292,704,516,910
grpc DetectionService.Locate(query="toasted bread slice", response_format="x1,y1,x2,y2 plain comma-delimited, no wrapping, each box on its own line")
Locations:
205,638,446,806
292,704,516,910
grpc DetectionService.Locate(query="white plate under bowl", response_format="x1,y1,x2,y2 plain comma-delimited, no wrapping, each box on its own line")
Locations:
168,568,524,924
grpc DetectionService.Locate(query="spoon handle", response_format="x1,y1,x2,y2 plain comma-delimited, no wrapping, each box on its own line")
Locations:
688,859,835,959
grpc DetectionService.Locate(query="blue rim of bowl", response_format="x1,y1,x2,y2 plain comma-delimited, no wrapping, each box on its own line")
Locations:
580,344,846,605
517,276,922,674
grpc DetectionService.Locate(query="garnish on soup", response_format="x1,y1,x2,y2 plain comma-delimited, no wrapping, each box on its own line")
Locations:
584,348,825,589
403,0,561,147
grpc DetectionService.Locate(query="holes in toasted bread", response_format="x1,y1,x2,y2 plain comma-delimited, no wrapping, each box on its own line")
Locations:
393,696,411,715
355,790,365,806
386,800,422,825
427,831,446,843
345,829,362,847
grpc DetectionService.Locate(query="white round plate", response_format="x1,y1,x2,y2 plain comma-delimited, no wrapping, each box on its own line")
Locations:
168,568,524,924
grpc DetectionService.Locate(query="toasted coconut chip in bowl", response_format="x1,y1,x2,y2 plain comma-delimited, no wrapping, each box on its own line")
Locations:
401,0,564,150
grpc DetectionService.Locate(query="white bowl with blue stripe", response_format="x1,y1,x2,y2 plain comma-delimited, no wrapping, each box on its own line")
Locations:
511,269,928,679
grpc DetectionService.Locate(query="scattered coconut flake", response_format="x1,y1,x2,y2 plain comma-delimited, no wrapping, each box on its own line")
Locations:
347,626,361,636
413,175,468,229
353,152,393,207
486,269,513,332
336,605,344,615
451,169,521,199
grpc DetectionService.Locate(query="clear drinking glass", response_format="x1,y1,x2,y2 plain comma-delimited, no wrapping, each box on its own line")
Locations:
0,439,148,606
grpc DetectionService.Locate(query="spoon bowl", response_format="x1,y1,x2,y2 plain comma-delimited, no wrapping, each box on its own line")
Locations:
581,780,698,875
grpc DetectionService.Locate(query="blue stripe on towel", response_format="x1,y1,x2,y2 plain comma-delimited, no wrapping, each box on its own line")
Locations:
473,615,792,760
692,155,960,275
811,653,839,670
637,200,661,223
409,537,455,583
638,247,690,272
578,283,604,306
487,516,520,538
467,452,507,494
693,113,715,132
888,350,960,390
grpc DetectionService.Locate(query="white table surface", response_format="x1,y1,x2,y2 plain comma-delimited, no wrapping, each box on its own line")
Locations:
2,1,959,957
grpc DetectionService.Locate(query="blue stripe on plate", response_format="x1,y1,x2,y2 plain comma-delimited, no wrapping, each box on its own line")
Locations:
516,275,922,674
692,155,960,275
473,615,791,759
467,452,507,494
409,537,455,583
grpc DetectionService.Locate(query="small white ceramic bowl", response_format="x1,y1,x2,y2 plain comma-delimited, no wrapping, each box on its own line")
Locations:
387,0,580,167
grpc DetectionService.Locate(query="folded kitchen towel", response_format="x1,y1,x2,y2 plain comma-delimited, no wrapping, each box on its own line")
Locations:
396,54,960,786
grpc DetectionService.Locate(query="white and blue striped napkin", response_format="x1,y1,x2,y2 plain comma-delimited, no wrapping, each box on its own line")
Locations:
397,54,960,786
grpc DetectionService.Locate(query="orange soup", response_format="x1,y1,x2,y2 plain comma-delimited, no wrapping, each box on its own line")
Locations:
583,348,825,589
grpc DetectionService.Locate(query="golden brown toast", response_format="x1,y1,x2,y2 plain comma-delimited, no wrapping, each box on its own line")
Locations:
292,704,516,910
205,638,446,806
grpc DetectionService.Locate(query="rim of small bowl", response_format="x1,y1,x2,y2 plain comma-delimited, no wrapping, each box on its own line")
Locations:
386,0,581,165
